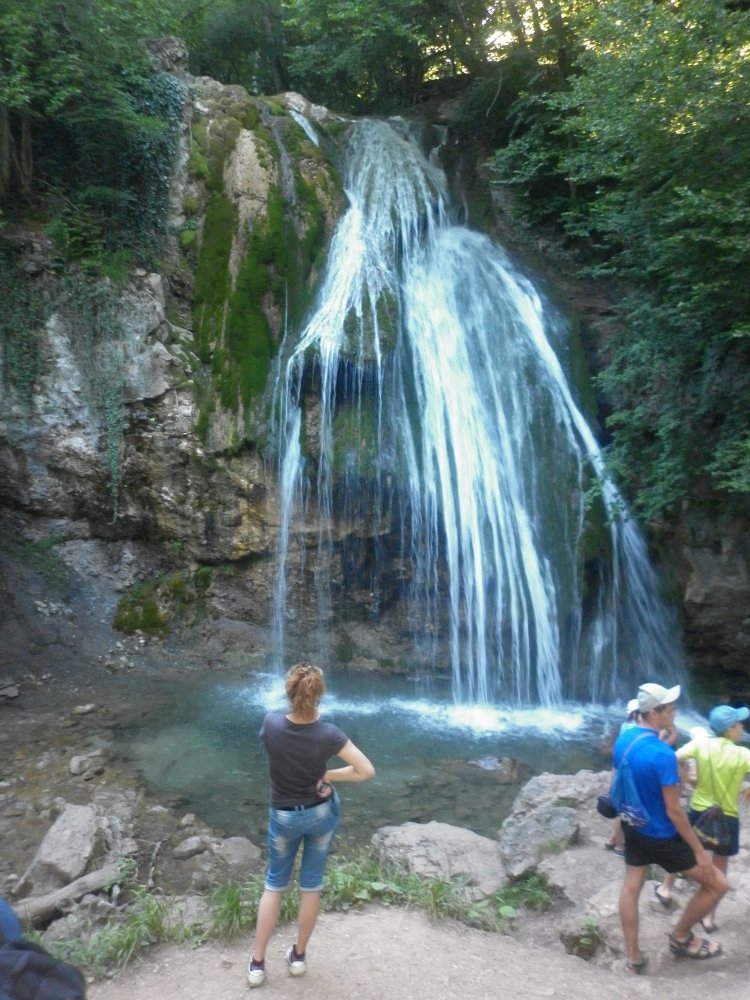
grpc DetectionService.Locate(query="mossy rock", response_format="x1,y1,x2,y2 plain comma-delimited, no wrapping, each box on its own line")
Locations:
113,568,214,636
261,98,287,116
179,228,197,251
189,145,210,181
335,629,356,663
114,592,168,637
332,406,379,478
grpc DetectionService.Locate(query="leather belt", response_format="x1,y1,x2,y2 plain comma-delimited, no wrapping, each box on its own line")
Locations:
275,800,325,811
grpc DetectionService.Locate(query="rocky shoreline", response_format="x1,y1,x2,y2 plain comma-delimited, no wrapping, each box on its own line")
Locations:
3,515,750,986
4,690,750,988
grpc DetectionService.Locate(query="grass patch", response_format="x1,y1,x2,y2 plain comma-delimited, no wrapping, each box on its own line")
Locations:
37,854,555,979
39,887,202,978
0,532,68,586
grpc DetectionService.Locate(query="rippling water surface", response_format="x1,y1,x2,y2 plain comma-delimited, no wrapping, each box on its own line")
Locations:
109,669,634,850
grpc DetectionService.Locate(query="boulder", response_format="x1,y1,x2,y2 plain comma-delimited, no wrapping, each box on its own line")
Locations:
497,769,610,880
371,820,506,898
509,769,608,815
210,836,261,879
15,803,99,897
172,835,208,860
499,804,580,880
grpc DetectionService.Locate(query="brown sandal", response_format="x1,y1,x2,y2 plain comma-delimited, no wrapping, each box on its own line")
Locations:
668,931,722,960
625,953,649,974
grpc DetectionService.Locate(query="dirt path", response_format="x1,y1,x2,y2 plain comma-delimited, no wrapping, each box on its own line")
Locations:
89,903,744,1000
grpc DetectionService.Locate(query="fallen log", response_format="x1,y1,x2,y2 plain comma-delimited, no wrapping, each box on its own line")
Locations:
14,862,122,926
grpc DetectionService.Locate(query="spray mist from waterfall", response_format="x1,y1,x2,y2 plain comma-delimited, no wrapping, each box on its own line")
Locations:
269,117,684,706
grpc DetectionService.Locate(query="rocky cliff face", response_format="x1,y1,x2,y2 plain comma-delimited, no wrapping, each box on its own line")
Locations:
0,40,351,662
1,39,748,690
671,513,750,688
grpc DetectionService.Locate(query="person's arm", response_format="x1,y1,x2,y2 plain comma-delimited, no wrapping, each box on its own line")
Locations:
659,725,678,746
661,783,713,872
321,740,375,786
675,757,695,795
739,750,750,805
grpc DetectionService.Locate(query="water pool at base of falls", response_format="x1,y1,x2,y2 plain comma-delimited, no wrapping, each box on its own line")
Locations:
107,668,705,850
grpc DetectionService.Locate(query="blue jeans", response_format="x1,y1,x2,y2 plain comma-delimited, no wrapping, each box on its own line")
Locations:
264,794,340,892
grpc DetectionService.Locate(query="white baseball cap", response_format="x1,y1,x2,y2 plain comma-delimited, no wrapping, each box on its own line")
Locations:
637,683,681,713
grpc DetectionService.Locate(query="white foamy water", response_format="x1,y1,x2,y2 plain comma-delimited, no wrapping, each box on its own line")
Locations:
270,118,685,708
289,109,320,146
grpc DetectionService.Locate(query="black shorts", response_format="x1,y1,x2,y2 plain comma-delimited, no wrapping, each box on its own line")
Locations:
622,824,697,872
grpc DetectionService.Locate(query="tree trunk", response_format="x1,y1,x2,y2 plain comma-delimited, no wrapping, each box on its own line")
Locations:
260,1,289,92
13,863,122,926
0,107,10,197
505,0,529,48
19,111,33,195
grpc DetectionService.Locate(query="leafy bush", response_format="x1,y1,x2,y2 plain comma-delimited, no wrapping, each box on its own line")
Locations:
489,0,750,516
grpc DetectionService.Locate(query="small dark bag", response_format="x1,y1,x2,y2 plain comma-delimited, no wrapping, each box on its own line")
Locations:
596,793,618,819
692,805,732,852
690,743,734,855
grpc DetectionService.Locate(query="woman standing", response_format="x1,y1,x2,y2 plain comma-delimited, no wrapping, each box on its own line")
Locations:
248,663,375,988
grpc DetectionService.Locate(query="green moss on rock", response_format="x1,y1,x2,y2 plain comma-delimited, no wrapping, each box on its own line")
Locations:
113,567,214,636
179,228,197,250
193,193,236,363
332,406,379,477
114,587,168,637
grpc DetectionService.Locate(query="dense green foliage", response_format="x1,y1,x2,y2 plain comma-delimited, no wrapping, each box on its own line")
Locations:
0,0,185,264
182,0,536,113
488,0,750,517
0,242,48,405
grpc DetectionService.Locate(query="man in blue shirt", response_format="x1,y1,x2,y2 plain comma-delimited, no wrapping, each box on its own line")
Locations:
613,682,727,972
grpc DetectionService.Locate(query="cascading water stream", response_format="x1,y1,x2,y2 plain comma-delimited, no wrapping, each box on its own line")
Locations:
270,117,683,707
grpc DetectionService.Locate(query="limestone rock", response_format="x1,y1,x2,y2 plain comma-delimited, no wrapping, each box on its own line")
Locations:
371,820,506,898
172,836,208,860
497,770,609,880
210,836,261,879
499,804,580,880
69,750,105,778
510,770,608,816
16,803,99,897
145,36,189,76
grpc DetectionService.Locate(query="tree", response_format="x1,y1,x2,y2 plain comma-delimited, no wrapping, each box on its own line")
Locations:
279,0,550,112
490,0,750,514
0,0,179,199
186,0,288,93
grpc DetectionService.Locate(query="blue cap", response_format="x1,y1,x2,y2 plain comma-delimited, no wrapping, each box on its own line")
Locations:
708,704,749,735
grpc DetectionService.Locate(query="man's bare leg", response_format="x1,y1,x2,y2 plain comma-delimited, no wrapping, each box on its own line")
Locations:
701,855,728,930
619,864,647,964
671,861,728,954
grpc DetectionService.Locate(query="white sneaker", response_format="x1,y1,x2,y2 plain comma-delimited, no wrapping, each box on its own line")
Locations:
286,945,306,977
247,959,266,988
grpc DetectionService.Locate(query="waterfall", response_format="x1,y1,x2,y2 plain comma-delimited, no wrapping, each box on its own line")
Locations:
269,118,683,706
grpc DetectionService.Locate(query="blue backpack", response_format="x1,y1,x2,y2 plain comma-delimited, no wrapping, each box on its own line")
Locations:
0,921,86,1000
610,732,652,828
